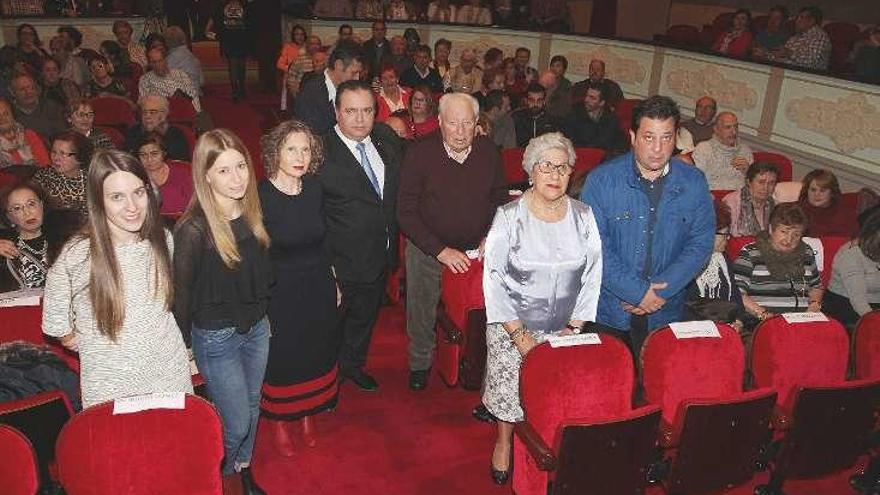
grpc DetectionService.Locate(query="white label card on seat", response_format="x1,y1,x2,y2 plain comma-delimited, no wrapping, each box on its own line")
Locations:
548,333,602,347
669,321,721,339
782,312,828,324
113,392,186,415
0,288,42,307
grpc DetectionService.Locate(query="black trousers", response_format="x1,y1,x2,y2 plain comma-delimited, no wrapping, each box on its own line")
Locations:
337,276,386,374
227,56,247,97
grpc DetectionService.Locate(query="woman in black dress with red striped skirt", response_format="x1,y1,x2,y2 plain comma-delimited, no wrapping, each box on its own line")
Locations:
258,120,340,455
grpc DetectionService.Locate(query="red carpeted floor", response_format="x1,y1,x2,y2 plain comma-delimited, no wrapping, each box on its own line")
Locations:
202,80,867,495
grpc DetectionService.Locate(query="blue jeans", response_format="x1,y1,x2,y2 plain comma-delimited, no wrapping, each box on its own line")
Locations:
192,318,270,475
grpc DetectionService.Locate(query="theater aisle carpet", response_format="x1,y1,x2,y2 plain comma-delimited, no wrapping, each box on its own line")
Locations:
204,82,865,495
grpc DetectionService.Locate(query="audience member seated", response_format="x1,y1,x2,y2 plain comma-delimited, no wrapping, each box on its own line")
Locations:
445,49,483,94
135,132,193,216
482,132,602,485
376,65,411,123
512,48,539,89
139,47,202,113
677,95,717,153
546,56,572,119
408,85,440,139
0,97,49,169
40,58,81,108
427,0,457,23
313,0,353,18
48,35,88,88
286,35,323,100
385,113,412,141
797,169,858,237
125,95,190,161
473,69,506,111
10,73,66,140
501,57,526,106
144,33,167,53
112,20,147,68
733,202,823,321
563,80,622,152
33,131,92,215
571,59,624,111
164,26,204,94
14,24,48,76
824,208,880,327
400,44,443,94
356,0,385,19
66,98,114,150
693,111,753,190
531,0,570,32
298,51,330,93
724,161,779,237
482,90,516,150
0,181,64,292
852,26,880,84
99,40,134,79
685,200,747,331
455,0,492,25
765,6,831,71
381,36,413,78
85,56,130,99
752,6,791,59
512,83,561,148
362,21,390,79
385,0,416,20
712,9,754,58
431,39,452,82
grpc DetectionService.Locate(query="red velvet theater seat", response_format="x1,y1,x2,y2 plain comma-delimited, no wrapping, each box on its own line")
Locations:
642,323,777,494
614,98,642,134
502,148,528,185
752,152,792,182
0,425,39,495
0,390,75,490
435,259,485,389
89,97,135,129
0,304,80,373
168,96,198,127
854,311,880,380
513,337,661,495
573,147,606,176
56,394,223,495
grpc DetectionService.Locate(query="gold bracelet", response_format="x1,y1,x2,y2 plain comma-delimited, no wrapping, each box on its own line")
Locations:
508,327,525,341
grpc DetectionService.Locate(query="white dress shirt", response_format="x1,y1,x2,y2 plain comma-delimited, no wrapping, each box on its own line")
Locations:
334,125,385,197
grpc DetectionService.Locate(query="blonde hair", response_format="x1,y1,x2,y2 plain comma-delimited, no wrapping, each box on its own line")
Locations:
181,129,269,268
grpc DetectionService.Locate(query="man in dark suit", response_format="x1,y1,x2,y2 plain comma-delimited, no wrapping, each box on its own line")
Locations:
319,80,401,392
293,41,364,135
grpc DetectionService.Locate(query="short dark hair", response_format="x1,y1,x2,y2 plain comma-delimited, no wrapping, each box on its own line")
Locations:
339,24,352,34
329,41,364,70
515,47,530,56
769,202,809,230
434,38,451,51
631,95,680,132
334,79,374,109
526,82,545,96
484,89,509,112
800,6,823,25
17,24,41,46
769,5,788,18
733,8,752,25
746,161,779,182
550,55,568,71
57,26,82,47
51,130,93,170
144,33,166,51
415,44,431,58
484,48,503,66
583,80,608,103
134,130,167,156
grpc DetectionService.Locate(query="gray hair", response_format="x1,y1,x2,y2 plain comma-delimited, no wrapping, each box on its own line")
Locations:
438,92,479,121
138,94,169,112
522,132,576,175
163,26,187,49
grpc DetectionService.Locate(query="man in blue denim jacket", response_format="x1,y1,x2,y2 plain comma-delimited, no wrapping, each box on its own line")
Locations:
581,95,715,357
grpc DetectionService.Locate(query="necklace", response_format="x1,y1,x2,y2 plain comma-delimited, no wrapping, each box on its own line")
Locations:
271,176,302,196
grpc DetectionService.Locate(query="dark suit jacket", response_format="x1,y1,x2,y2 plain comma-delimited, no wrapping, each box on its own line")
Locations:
318,127,400,284
293,76,336,135
362,38,391,78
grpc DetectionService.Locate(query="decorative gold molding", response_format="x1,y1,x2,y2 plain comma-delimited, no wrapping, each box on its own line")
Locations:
665,65,758,111
784,94,880,154
565,46,647,85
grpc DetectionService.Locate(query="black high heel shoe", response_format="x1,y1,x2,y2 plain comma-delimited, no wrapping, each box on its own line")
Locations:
490,447,512,485
240,466,267,495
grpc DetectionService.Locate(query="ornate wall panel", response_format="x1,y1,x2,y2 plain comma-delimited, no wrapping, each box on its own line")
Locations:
548,36,654,98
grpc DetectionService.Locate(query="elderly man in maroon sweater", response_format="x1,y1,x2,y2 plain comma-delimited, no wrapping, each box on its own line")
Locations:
397,92,508,391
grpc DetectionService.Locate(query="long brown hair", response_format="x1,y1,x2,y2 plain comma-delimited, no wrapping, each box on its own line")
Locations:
180,128,269,268
85,150,173,341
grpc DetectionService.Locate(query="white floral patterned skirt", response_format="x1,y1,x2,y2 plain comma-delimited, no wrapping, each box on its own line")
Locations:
482,323,548,423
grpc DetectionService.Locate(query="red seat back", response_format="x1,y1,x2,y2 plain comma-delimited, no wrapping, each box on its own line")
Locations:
642,323,744,425
96,125,125,149
819,236,849,286
0,304,44,345
573,147,606,176
89,97,135,128
501,148,527,185
726,235,754,261
666,25,702,46
0,425,39,495
168,97,197,126
615,98,642,134
824,22,862,71
440,259,484,331
854,311,880,380
515,336,634,495
56,394,224,495
752,151,792,181
750,316,849,412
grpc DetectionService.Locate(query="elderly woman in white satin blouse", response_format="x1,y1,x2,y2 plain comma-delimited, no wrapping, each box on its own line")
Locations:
482,132,603,485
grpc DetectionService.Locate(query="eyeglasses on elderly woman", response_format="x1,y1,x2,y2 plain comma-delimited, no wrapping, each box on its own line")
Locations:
534,161,573,176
